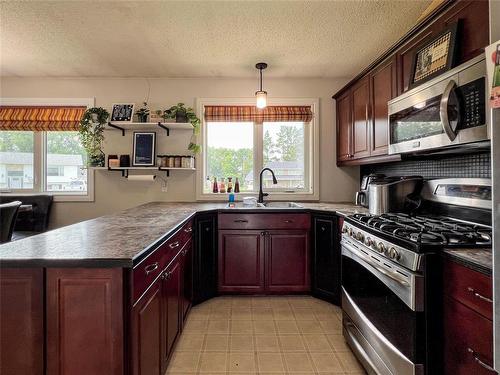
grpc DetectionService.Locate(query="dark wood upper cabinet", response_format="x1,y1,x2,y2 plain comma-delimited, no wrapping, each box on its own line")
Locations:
266,230,310,293
370,57,397,156
311,215,340,304
351,76,371,159
0,268,44,375
46,268,123,375
218,230,265,293
336,91,352,163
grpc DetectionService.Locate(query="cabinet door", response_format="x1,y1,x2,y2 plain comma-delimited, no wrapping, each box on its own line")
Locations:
336,90,352,163
443,295,494,375
46,268,123,375
311,216,340,303
351,76,371,159
218,230,265,293
162,259,182,370
193,213,217,304
266,230,310,293
0,268,44,375
181,239,193,321
370,57,396,156
131,279,163,375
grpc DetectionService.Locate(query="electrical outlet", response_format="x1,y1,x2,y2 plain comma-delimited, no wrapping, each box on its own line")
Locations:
161,180,168,192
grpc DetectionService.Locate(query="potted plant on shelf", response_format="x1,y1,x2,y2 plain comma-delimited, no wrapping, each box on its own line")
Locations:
163,103,202,153
79,107,109,167
135,102,150,123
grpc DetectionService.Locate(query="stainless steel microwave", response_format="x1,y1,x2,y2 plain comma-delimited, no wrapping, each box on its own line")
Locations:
388,54,490,155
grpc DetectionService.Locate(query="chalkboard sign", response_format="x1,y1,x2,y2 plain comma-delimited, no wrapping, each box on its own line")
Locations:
133,132,156,166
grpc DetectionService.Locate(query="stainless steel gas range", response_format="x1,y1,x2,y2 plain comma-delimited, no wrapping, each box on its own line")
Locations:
340,178,492,375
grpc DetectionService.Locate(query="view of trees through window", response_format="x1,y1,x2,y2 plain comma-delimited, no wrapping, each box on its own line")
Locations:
205,121,306,193
0,131,88,192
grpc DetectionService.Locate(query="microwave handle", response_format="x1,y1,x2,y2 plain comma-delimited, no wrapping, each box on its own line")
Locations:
439,80,458,141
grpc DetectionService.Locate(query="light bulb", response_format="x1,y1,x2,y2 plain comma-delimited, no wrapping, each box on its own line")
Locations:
256,91,267,109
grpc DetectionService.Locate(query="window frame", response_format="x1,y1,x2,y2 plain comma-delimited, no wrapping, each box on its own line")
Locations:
0,97,95,202
196,97,319,201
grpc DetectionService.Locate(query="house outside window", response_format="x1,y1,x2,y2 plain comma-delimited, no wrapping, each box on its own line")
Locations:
197,99,319,200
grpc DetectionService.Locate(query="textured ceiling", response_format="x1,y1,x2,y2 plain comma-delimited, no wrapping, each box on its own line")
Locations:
0,0,431,78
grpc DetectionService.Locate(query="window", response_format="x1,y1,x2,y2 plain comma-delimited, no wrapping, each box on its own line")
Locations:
200,100,318,199
0,131,91,199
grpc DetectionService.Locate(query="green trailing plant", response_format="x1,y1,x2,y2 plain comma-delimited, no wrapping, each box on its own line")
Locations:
163,103,202,153
79,107,109,167
135,102,150,122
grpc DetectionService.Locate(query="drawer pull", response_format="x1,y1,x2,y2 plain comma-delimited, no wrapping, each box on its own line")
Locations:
184,227,192,233
467,287,493,303
467,348,496,372
161,271,172,280
284,220,293,223
144,262,159,276
234,219,248,223
169,241,180,249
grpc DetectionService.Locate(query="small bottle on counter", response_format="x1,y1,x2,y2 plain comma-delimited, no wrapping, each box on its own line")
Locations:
212,177,218,193
205,176,211,192
219,178,226,193
227,177,233,193
234,177,240,193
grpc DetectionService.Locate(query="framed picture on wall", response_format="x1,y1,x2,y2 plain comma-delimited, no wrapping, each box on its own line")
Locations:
111,103,135,122
132,132,156,166
409,22,459,89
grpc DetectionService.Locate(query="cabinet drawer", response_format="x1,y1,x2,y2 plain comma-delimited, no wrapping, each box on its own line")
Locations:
218,213,310,230
443,295,494,375
443,258,492,320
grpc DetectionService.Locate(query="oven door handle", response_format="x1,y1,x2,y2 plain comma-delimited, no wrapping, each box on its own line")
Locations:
344,321,382,374
342,241,410,287
439,80,458,141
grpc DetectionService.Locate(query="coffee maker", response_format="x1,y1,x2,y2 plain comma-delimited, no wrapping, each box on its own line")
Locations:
355,174,384,208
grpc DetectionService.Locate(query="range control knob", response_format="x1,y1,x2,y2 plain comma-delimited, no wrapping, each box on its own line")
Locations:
377,242,386,253
342,226,348,234
347,228,353,237
388,247,400,260
355,232,364,242
365,237,372,246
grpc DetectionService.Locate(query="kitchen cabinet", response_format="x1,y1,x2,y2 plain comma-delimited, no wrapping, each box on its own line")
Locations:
218,230,265,293
333,0,489,165
266,230,310,292
162,257,182,370
0,268,44,375
181,239,193,321
218,213,311,294
311,214,340,304
193,213,217,304
443,258,494,374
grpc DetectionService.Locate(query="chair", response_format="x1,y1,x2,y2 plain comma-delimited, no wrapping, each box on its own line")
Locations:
0,201,22,244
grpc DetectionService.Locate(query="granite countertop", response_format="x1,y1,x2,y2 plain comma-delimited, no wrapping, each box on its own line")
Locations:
442,248,492,276
0,201,364,267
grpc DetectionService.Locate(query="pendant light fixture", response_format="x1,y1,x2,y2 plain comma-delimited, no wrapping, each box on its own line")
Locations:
255,62,268,109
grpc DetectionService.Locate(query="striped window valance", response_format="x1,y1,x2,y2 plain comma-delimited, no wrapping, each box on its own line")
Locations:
0,106,87,131
204,105,313,123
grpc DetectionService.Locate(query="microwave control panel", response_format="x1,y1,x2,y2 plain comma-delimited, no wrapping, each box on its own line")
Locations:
458,77,485,129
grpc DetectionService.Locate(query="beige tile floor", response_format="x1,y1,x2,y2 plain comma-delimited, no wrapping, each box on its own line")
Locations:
166,295,367,375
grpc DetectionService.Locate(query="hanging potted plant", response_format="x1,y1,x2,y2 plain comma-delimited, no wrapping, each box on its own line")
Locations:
163,103,202,153
79,107,109,167
135,102,150,123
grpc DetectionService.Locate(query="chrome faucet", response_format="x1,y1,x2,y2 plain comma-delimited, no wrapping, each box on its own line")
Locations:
258,168,278,203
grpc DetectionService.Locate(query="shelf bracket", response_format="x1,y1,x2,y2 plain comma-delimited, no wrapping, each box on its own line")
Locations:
158,167,169,177
108,167,128,177
108,122,125,136
158,122,170,136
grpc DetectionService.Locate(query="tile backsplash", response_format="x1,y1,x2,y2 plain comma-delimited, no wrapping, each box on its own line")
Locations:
361,152,491,179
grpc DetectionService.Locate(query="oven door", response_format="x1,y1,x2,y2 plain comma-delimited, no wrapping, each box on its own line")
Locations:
341,238,425,375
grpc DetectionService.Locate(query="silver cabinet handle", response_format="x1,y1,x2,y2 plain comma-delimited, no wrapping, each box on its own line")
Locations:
169,241,180,249
467,348,496,372
234,219,248,223
144,262,159,275
161,271,172,280
284,220,293,223
439,80,459,141
467,287,493,303
184,227,192,233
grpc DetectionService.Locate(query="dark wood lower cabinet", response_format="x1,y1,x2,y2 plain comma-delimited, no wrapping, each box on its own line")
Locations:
163,257,182,370
218,230,265,293
46,268,123,375
311,215,340,304
193,213,217,304
0,268,44,375
181,239,193,321
266,230,310,292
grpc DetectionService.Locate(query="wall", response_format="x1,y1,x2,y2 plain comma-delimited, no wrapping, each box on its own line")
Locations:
1,76,359,228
